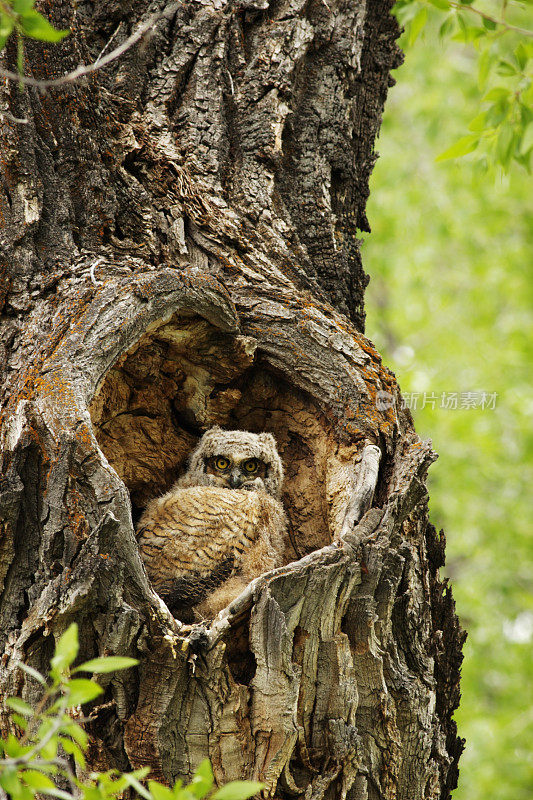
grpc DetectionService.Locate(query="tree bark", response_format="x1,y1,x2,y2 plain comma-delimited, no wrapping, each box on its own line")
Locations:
0,2,465,799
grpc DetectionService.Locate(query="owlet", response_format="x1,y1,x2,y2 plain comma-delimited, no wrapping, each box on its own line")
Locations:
136,427,287,621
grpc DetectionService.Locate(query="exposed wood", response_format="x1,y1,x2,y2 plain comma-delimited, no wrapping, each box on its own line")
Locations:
339,445,382,540
0,2,464,799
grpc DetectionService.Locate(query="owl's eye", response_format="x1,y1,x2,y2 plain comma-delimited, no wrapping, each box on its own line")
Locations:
243,459,258,474
214,456,230,471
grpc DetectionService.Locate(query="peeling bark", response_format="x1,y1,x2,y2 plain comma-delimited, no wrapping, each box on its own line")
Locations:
0,2,464,799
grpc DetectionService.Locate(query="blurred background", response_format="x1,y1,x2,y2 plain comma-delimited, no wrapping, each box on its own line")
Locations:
362,22,533,800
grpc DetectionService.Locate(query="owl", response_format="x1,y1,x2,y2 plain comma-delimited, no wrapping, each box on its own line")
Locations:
136,427,287,621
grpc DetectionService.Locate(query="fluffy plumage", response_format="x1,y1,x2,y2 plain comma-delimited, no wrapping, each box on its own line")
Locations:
136,428,286,621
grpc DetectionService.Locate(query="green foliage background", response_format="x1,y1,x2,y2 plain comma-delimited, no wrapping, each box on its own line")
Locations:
363,22,533,800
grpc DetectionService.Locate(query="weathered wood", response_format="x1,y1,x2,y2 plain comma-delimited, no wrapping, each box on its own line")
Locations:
0,2,464,799
339,445,382,540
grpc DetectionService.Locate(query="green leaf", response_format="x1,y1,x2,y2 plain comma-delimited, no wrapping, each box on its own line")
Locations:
107,776,130,795
65,678,103,707
40,788,76,800
483,87,511,103
13,0,36,12
34,718,59,759
59,736,86,768
41,736,59,760
37,717,54,736
123,774,151,800
174,792,198,800
514,148,531,172
0,766,21,795
17,662,47,686
394,0,419,28
188,760,214,799
496,125,514,168
174,791,199,800
477,48,493,91
518,101,532,126
12,713,29,730
92,770,125,795
496,60,517,77
439,14,455,38
452,14,484,43
19,10,69,42
455,11,467,34
4,732,25,757
74,657,139,674
212,782,264,800
0,12,15,51
522,82,533,108
482,17,497,31
519,122,533,154
80,786,106,800
515,42,529,72
468,112,488,133
6,696,34,716
50,624,79,678
485,98,509,126
62,720,88,749
149,782,175,800
436,135,479,161
21,771,56,791
131,769,151,781
408,7,427,47
427,0,450,8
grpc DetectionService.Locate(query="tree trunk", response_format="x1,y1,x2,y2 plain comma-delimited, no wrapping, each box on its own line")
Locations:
0,2,465,799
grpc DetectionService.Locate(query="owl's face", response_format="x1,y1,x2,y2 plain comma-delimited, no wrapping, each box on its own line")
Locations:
205,454,268,490
185,427,284,498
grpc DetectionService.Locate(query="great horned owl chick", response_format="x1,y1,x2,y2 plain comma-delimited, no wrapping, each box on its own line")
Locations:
136,427,287,621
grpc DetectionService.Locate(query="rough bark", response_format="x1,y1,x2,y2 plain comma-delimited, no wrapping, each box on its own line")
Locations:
0,2,464,799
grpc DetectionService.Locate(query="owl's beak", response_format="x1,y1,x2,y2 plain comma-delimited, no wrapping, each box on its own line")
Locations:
229,471,244,489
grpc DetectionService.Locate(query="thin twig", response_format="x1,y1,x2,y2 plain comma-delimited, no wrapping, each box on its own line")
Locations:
0,714,65,765
0,7,177,89
446,0,533,38
94,22,123,67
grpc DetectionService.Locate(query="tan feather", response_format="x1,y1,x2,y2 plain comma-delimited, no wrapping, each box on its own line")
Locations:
137,483,286,620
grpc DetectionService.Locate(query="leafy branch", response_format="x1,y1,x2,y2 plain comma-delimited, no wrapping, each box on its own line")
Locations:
0,1,174,92
444,0,533,38
0,0,69,51
0,0,68,91
394,0,533,171
0,624,263,800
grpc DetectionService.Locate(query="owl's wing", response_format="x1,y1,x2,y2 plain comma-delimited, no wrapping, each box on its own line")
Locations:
137,487,263,612
195,491,288,619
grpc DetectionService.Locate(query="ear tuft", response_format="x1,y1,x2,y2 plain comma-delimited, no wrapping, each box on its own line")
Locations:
204,425,222,436
200,426,222,444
